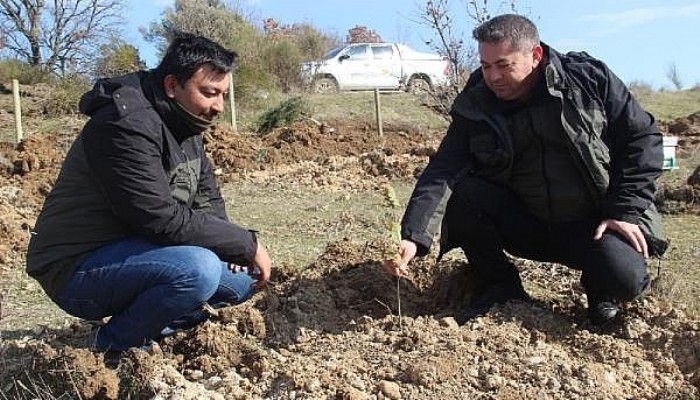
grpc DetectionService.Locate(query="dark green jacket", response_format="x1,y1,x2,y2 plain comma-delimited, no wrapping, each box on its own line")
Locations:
27,71,257,299
401,43,665,256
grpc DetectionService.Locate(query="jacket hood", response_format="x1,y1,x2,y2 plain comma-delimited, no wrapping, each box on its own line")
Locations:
78,72,148,116
78,71,204,142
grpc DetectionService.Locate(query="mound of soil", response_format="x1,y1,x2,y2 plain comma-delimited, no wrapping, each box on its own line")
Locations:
2,239,698,399
655,112,700,214
204,121,439,187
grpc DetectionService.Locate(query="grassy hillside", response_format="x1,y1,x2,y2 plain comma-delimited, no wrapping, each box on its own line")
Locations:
234,86,700,133
633,87,700,121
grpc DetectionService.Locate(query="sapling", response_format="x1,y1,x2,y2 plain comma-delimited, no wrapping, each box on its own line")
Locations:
382,184,403,327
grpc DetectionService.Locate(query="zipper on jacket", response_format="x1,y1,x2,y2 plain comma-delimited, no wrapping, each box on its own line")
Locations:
529,112,553,220
181,145,197,207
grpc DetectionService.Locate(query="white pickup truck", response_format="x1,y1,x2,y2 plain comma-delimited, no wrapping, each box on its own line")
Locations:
300,43,451,93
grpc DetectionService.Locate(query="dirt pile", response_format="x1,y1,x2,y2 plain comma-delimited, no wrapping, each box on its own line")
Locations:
0,134,71,263
205,121,439,190
653,112,700,214
2,239,698,399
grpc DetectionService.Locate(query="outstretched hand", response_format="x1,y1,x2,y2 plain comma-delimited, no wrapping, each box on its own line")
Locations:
382,240,417,277
252,241,272,289
594,219,648,258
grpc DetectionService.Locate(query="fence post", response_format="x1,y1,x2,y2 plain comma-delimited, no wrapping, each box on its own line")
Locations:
374,88,383,137
12,79,23,144
228,74,237,132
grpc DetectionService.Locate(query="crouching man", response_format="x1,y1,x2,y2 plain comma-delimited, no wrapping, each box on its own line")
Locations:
27,33,271,351
384,14,667,325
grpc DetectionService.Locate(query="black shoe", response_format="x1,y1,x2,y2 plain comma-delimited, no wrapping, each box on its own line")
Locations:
456,282,529,324
588,300,621,325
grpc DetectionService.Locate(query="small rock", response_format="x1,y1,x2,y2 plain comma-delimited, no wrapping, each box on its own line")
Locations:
336,386,369,400
305,378,321,392
188,369,204,381
438,317,459,329
604,371,616,384
378,380,400,400
525,356,545,365
485,375,504,390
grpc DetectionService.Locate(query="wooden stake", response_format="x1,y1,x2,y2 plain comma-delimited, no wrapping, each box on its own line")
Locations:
374,88,383,137
229,74,237,132
12,79,23,144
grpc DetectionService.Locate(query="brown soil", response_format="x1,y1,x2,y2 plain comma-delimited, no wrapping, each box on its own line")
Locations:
1,114,700,399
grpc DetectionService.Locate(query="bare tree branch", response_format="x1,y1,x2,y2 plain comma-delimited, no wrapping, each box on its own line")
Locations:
0,0,123,74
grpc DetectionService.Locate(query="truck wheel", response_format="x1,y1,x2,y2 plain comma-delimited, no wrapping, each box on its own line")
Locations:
408,77,431,94
312,77,339,94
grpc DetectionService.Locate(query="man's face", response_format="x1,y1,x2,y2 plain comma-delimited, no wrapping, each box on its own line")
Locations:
478,40,542,101
165,64,229,121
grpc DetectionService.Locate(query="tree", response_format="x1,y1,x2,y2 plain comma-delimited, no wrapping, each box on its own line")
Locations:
418,0,517,91
0,0,124,75
414,0,520,115
666,62,683,91
143,0,275,101
263,18,338,61
143,0,259,62
145,0,338,96
346,26,382,43
94,37,146,78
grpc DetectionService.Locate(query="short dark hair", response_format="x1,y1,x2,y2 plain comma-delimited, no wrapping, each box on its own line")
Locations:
472,14,539,52
154,32,237,85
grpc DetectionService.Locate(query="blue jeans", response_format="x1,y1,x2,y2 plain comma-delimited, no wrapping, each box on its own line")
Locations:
54,237,255,351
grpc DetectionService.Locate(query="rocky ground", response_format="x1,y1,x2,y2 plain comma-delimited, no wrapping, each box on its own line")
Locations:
0,111,699,399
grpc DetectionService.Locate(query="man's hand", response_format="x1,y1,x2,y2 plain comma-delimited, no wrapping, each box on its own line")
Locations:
382,240,417,277
594,219,649,258
252,241,272,288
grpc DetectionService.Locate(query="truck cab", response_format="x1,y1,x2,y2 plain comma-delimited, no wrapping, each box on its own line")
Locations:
301,43,450,93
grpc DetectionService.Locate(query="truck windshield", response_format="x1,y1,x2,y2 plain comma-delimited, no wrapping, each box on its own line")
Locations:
323,47,344,60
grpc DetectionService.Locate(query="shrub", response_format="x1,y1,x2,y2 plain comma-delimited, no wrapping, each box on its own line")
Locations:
0,58,51,85
262,39,304,92
41,75,90,117
95,39,147,79
256,96,309,135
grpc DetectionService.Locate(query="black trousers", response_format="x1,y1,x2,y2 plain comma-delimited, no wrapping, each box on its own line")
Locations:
443,178,649,302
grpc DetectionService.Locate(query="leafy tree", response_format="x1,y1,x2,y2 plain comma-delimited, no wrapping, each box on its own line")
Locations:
95,37,146,78
143,0,274,100
144,0,338,96
0,0,124,75
346,26,382,43
263,18,338,61
143,0,259,63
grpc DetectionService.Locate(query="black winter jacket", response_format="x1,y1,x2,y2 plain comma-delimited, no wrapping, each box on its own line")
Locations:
401,44,665,257
27,71,257,299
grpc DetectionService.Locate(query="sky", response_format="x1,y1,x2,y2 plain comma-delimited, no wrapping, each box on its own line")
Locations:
123,0,700,90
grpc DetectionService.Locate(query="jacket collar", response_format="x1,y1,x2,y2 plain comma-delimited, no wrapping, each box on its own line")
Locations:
143,72,206,142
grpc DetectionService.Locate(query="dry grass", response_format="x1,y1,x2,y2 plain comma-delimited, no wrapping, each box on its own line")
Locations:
221,181,414,268
652,214,700,317
636,87,700,121
234,91,448,134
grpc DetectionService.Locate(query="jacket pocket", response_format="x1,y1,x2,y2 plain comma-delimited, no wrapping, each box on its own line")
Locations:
169,165,194,204
469,134,508,173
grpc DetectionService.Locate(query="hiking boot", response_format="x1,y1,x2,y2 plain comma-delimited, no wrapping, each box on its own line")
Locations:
588,299,621,325
456,281,529,324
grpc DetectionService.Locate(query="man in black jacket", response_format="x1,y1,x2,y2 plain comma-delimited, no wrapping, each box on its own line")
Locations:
384,14,666,325
27,33,272,351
